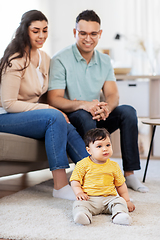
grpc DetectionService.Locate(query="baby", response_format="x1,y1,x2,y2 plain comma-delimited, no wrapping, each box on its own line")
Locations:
70,128,135,225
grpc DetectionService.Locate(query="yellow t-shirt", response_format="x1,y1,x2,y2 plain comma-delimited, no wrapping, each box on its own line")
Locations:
70,156,125,197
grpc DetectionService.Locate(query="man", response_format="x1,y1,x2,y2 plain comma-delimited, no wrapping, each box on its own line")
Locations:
48,10,148,193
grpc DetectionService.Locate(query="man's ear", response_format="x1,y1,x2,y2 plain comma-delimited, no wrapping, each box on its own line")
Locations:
99,29,103,39
73,28,76,38
86,147,91,155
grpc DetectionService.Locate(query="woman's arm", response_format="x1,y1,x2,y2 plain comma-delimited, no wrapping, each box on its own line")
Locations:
1,58,49,112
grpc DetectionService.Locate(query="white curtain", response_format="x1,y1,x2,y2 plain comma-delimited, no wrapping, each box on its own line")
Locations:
0,0,52,57
122,0,160,75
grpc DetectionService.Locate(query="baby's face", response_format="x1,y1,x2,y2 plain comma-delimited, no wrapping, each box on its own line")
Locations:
86,137,113,164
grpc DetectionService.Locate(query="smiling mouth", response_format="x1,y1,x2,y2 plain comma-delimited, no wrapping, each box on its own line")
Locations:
36,40,44,44
83,42,93,46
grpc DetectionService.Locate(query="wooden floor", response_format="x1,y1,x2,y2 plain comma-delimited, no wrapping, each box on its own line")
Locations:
0,169,52,240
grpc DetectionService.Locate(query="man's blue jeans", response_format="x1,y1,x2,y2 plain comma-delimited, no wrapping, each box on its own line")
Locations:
0,109,88,171
68,105,140,172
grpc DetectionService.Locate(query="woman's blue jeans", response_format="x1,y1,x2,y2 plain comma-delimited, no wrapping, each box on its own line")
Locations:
68,105,140,172
0,109,88,171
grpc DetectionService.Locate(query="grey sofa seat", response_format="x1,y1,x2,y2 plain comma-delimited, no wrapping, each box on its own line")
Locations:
0,132,73,177
0,132,50,177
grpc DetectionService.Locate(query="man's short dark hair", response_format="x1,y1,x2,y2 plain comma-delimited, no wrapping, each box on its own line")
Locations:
84,128,111,147
76,10,101,25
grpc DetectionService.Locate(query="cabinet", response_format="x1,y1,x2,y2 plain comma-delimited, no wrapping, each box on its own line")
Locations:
111,75,160,158
149,78,160,118
115,74,160,118
117,80,149,117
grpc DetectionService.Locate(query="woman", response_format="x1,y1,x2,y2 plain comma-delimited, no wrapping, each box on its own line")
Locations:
0,10,88,200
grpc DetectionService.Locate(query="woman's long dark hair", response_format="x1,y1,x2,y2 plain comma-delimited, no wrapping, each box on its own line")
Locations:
0,10,48,82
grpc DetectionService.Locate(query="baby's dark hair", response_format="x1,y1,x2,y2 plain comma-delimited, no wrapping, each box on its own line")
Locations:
84,128,111,147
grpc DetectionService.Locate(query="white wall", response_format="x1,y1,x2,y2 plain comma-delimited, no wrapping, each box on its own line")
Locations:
0,0,39,56
1,0,160,75
41,0,160,75
46,0,128,59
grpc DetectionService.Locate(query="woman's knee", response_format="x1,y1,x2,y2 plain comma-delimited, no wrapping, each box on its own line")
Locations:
44,109,66,125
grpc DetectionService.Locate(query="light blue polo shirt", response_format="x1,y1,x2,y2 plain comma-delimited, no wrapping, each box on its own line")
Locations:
48,44,116,101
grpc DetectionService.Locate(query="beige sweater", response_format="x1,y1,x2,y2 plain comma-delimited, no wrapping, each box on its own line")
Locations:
0,50,50,113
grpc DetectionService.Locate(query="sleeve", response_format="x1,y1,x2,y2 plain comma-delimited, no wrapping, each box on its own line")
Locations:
106,65,116,81
48,56,66,91
104,55,116,81
113,162,126,187
1,59,49,113
70,160,86,185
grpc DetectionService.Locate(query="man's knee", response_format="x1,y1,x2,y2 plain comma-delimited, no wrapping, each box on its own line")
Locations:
117,105,138,122
69,109,91,121
68,110,96,137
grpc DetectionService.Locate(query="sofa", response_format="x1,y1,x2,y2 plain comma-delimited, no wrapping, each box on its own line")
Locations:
0,132,72,179
0,132,50,177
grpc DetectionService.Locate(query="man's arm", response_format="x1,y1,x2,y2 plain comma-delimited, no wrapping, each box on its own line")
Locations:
102,81,119,114
88,81,119,121
47,89,102,115
47,89,79,112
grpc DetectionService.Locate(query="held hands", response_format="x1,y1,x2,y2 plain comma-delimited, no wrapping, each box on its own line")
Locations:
92,102,111,121
82,99,110,121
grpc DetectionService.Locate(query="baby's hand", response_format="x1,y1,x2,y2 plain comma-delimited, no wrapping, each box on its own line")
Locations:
127,200,135,212
76,192,90,201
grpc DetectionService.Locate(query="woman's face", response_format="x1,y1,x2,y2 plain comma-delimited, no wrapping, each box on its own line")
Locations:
28,20,48,50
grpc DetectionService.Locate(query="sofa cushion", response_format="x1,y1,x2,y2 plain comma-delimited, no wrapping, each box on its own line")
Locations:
0,133,47,162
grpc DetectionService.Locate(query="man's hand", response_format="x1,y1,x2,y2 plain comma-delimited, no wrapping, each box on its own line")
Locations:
92,102,110,121
84,100,110,121
81,99,110,121
81,99,100,113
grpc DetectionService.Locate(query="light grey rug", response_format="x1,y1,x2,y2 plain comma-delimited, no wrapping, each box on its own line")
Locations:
0,159,160,240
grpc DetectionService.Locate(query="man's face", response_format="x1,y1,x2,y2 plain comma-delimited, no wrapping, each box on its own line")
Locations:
73,20,102,56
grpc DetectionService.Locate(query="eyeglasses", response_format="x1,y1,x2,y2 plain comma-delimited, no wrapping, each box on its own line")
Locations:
76,29,101,39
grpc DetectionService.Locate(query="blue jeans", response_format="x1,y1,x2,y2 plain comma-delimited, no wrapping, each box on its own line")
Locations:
0,109,88,171
68,105,140,171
